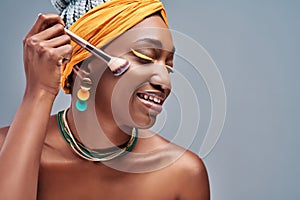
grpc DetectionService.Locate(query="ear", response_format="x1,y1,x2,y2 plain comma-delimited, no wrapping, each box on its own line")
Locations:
68,64,82,94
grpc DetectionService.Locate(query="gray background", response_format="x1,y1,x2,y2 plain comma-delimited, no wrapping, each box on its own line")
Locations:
0,0,299,199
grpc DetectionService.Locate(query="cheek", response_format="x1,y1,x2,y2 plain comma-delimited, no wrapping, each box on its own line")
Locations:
94,65,159,126
110,65,155,103
110,67,158,126
109,74,137,123
92,67,135,123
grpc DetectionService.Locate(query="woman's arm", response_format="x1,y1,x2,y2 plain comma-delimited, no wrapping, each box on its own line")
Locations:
0,14,72,200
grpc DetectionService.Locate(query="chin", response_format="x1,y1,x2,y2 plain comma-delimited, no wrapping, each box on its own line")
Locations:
131,112,158,129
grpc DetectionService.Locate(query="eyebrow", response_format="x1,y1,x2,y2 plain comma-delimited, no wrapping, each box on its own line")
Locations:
134,38,176,53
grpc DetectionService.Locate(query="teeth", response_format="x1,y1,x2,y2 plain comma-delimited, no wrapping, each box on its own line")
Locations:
138,93,163,105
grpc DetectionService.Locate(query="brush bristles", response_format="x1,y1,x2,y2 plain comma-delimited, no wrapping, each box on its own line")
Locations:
108,57,130,76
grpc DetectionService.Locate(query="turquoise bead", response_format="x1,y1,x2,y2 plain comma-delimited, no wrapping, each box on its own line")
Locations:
76,100,88,112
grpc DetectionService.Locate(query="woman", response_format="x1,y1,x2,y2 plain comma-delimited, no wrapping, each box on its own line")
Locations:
0,0,210,199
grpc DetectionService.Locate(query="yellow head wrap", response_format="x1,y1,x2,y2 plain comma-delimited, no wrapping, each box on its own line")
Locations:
62,0,168,94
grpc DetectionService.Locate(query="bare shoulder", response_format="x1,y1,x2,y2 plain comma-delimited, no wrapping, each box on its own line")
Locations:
137,129,210,199
0,126,10,149
171,149,210,200
176,150,208,176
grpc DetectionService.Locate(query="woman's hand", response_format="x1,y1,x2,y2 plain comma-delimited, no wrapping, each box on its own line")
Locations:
0,14,73,200
23,13,73,99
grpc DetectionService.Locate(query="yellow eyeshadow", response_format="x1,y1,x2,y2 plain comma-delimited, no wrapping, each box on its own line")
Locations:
131,48,173,73
165,65,174,73
131,48,153,61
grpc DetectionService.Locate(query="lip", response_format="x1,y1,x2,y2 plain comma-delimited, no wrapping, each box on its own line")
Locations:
136,91,166,113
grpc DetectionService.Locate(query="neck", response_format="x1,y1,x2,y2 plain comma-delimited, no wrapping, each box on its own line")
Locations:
66,107,132,149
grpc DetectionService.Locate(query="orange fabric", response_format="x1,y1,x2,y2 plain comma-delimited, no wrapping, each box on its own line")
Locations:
62,0,168,93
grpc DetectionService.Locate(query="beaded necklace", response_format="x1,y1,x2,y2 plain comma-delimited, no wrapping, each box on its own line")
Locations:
57,109,138,162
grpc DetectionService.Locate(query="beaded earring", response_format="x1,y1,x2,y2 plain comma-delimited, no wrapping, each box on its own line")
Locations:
76,76,92,112
73,65,92,112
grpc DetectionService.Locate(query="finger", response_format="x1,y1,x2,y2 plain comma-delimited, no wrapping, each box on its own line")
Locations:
25,13,64,40
39,34,71,48
32,23,65,41
54,44,73,66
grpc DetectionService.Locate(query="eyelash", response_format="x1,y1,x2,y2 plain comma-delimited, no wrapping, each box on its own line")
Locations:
130,48,173,73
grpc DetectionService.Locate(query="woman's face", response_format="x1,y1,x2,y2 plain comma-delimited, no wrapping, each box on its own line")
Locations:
86,15,174,129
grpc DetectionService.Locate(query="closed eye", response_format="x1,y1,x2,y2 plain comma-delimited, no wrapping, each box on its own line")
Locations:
131,48,153,63
131,48,173,73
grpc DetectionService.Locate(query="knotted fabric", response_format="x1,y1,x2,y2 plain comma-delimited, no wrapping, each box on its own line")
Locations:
62,0,168,93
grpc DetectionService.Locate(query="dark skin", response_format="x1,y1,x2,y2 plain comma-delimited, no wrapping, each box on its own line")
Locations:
0,13,210,200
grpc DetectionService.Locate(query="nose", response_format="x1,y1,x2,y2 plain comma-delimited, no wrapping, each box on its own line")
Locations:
149,61,171,92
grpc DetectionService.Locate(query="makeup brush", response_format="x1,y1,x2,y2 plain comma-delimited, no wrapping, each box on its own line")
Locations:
64,28,130,76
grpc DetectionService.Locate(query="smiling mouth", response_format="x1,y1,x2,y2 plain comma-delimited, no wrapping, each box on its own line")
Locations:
136,92,165,112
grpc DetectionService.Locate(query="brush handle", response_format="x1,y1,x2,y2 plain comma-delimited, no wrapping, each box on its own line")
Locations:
64,28,111,63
